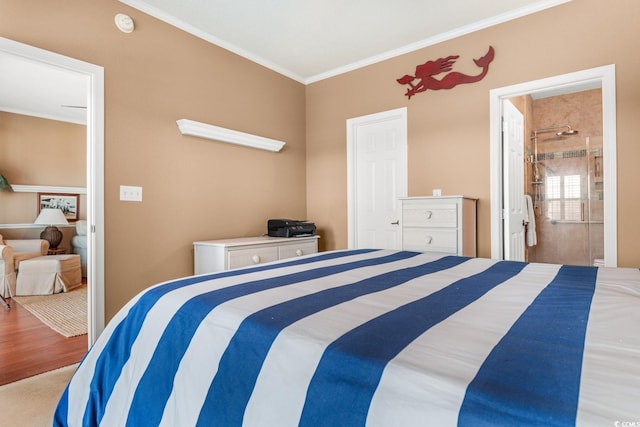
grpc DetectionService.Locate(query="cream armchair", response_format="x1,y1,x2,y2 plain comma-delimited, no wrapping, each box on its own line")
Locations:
5,238,50,270
0,234,49,301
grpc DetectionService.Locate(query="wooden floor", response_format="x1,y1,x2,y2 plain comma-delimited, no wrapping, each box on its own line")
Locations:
0,295,88,386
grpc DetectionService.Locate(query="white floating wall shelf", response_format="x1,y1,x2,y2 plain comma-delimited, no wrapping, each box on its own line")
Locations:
11,185,86,194
176,119,285,152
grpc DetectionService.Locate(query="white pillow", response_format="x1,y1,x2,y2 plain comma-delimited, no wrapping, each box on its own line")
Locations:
75,220,88,236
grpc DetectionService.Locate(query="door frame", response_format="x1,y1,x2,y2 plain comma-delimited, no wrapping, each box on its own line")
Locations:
489,64,617,266
346,107,408,249
0,37,106,342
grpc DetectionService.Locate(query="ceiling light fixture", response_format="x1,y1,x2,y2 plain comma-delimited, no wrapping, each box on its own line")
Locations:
115,13,135,33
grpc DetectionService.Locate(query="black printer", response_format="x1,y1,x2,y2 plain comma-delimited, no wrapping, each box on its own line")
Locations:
267,219,316,238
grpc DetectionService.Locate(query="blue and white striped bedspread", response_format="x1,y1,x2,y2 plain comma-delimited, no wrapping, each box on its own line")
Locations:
54,249,640,426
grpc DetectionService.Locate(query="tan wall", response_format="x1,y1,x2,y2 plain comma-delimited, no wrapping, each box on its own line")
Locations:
0,112,87,224
0,112,86,253
306,0,640,267
1,0,307,319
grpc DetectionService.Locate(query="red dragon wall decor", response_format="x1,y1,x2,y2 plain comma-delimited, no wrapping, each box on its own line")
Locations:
397,46,495,99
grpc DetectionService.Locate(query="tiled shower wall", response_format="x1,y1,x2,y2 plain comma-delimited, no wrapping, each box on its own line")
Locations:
526,89,604,266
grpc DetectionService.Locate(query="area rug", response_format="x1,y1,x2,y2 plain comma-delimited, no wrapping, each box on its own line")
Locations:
13,285,87,337
0,364,78,427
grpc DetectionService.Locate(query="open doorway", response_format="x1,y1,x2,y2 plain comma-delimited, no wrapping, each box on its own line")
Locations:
0,37,105,343
490,65,617,267
523,89,604,266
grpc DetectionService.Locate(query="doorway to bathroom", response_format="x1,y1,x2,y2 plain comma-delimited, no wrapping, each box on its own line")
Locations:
523,89,603,266
489,65,617,267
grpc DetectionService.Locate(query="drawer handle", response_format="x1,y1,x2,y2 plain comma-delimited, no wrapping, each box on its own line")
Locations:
425,236,433,245
425,211,433,219
252,255,261,264
295,249,303,256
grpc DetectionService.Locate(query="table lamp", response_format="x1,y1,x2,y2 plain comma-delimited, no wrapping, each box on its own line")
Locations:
34,208,69,249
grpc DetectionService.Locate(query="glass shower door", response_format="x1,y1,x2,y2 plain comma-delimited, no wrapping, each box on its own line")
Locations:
534,135,604,266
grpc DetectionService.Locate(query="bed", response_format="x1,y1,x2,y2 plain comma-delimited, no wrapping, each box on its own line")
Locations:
53,249,639,426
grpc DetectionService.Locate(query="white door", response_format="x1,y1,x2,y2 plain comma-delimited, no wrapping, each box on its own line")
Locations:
347,108,407,249
502,100,526,261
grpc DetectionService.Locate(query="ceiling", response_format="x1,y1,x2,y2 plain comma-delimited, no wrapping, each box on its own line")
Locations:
0,0,570,125
119,0,569,83
0,52,88,125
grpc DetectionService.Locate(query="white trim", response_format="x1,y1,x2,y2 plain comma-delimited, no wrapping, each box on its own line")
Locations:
347,107,408,249
87,54,106,344
0,106,87,125
177,119,285,152
11,185,87,194
489,64,617,266
306,0,571,84
119,0,570,85
0,36,106,343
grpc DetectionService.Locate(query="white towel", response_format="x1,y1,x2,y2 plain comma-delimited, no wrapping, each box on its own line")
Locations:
524,194,537,247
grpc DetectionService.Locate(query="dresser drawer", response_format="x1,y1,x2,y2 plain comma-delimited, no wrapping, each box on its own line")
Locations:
228,246,279,269
279,241,317,259
194,235,320,274
402,228,458,253
402,202,458,228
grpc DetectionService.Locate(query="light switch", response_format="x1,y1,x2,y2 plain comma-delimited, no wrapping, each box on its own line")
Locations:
432,188,442,196
120,185,142,202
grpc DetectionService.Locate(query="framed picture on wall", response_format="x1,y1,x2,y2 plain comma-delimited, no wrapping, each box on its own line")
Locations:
37,193,80,222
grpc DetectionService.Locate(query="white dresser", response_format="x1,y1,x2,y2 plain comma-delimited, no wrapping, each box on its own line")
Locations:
400,196,477,256
193,235,319,274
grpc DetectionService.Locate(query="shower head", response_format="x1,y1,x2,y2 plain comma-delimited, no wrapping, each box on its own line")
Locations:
556,128,578,136
531,125,579,139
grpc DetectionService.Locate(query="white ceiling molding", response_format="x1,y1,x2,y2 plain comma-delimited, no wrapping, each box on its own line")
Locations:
118,0,571,84
176,119,285,152
305,0,571,84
